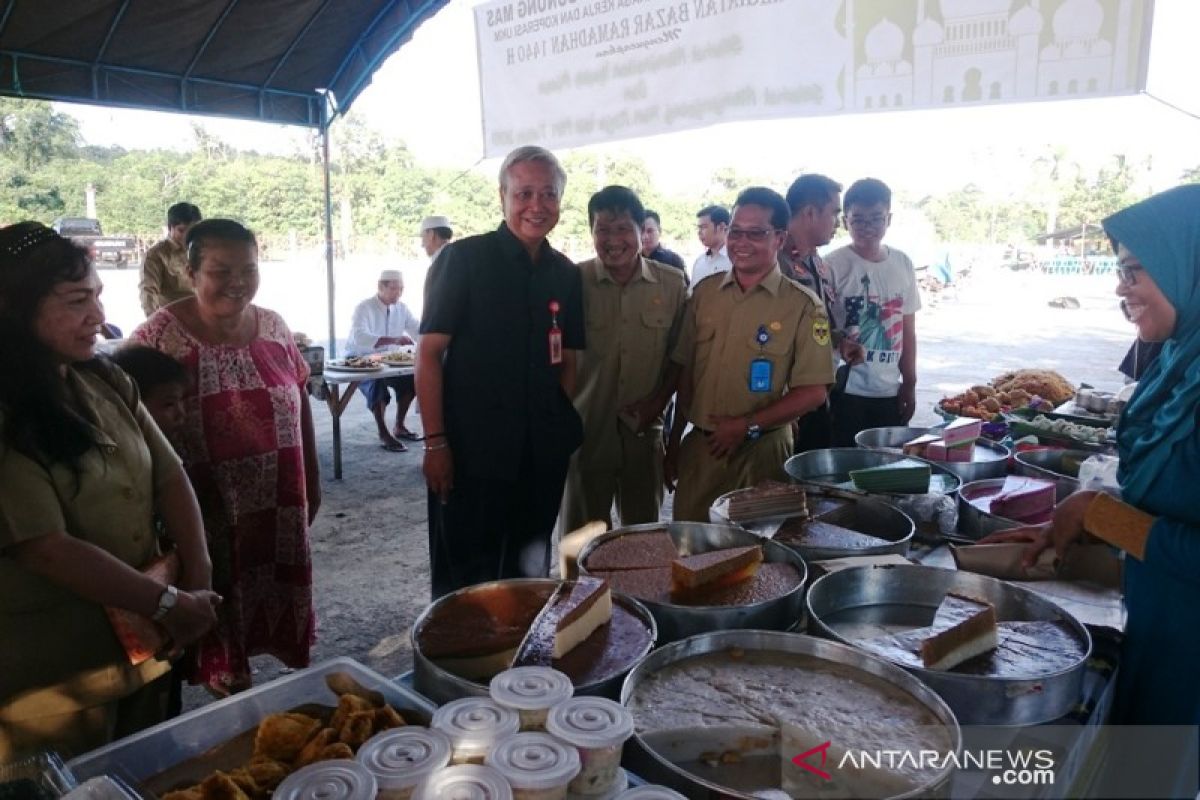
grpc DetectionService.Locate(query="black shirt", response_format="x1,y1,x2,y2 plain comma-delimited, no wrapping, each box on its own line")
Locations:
646,245,688,281
421,222,585,477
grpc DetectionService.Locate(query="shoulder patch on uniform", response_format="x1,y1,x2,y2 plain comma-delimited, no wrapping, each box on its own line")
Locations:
812,315,831,347
783,277,823,308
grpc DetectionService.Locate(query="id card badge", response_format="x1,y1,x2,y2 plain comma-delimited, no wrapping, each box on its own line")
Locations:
749,358,773,392
548,299,563,365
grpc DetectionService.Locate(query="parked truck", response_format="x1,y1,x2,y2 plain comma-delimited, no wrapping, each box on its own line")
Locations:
51,217,142,268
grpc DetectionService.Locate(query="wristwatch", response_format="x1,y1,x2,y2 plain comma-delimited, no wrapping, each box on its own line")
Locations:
745,420,763,441
151,585,179,621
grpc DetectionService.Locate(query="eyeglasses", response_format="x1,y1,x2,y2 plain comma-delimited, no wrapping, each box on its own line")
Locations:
726,227,778,243
845,214,889,228
1117,264,1143,286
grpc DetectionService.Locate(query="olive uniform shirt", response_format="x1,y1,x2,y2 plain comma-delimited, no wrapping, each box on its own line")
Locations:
139,238,193,317
563,257,686,529
0,364,180,734
669,266,834,520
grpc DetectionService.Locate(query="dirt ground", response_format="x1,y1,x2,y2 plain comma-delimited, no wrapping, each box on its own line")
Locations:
183,266,1132,710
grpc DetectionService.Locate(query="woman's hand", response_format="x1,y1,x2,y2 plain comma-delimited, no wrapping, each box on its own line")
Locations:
159,588,221,657
978,524,1052,567
424,446,454,503
979,490,1101,567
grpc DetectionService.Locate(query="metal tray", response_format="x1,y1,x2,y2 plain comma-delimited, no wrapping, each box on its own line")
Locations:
710,485,914,561
784,448,963,496
1012,449,1088,497
577,522,807,644
956,477,1076,540
855,427,1009,482
620,630,960,799
67,658,435,785
410,578,657,705
806,565,1092,725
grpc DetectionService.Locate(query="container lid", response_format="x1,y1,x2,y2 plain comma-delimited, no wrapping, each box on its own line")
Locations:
486,732,581,790
413,764,513,800
489,666,574,711
274,759,378,800
356,727,453,790
545,697,633,750
614,786,687,800
432,698,521,755
568,768,628,800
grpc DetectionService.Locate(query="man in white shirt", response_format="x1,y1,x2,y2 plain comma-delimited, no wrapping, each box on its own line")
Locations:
347,269,422,451
690,204,731,285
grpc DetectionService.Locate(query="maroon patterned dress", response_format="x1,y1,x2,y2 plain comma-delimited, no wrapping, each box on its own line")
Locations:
132,306,314,686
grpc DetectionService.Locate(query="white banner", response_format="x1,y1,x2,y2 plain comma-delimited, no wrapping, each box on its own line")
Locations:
474,0,1154,156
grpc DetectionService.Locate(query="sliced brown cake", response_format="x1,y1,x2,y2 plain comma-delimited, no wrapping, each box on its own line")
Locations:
583,529,679,571
671,545,763,596
919,593,999,670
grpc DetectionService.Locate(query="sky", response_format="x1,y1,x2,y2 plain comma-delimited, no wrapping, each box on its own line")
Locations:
58,0,1200,200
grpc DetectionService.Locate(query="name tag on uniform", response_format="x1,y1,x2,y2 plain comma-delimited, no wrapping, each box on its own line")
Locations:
749,358,772,392
548,299,563,365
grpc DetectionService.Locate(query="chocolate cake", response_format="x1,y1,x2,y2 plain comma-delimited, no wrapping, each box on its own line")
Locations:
583,530,679,571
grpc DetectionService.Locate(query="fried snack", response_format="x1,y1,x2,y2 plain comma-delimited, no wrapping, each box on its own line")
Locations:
225,769,264,800
329,693,375,733
293,727,339,769
325,671,386,707
252,712,323,762
244,759,290,791
318,743,355,761
338,710,376,748
163,789,203,800
373,704,407,732
199,772,251,800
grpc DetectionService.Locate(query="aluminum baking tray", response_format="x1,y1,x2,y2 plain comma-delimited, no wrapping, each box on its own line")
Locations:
784,448,963,497
806,564,1091,725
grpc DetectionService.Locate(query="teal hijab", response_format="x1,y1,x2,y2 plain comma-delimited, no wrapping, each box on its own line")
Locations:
1103,184,1200,506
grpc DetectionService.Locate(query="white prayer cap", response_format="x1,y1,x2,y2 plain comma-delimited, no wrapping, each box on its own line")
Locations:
420,215,451,233
379,269,402,282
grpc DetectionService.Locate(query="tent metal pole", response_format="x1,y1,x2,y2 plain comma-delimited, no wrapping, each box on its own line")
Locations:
322,105,336,359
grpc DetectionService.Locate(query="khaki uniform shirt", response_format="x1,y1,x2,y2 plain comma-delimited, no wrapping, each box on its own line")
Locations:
0,365,181,721
139,238,193,316
671,266,834,428
575,257,687,469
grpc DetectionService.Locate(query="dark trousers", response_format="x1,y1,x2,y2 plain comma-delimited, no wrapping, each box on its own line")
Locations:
793,402,833,453
426,446,569,599
830,392,903,448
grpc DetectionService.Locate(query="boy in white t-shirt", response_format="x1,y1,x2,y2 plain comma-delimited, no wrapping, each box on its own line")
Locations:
824,178,921,447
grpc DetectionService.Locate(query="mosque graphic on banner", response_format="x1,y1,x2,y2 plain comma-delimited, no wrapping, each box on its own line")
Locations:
844,0,1138,111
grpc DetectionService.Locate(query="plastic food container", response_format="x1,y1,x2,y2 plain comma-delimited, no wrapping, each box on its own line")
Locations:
413,764,513,800
613,786,685,800
489,667,574,731
274,760,377,800
566,769,626,800
356,727,454,800
485,732,580,800
544,698,633,796
432,698,521,765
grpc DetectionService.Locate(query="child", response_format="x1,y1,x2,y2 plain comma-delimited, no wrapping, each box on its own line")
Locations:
824,178,921,447
110,345,189,447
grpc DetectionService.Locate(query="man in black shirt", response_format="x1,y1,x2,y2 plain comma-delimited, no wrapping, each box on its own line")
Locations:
640,209,688,281
417,146,585,598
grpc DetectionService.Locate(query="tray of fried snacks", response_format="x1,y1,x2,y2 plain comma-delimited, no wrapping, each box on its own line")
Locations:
938,369,1075,419
67,658,435,796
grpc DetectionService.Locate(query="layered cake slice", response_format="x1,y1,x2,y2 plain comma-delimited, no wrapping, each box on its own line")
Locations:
671,545,763,597
726,480,809,521
988,476,1056,523
901,433,941,457
849,459,931,494
514,576,613,664
941,416,983,447
919,593,999,670
775,519,892,550
924,438,973,463
583,529,679,571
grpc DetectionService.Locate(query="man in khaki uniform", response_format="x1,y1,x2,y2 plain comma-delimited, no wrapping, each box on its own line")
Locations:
666,187,834,522
139,202,201,317
564,186,687,530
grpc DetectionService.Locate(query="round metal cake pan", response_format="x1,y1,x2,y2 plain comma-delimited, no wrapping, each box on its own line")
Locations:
410,578,656,706
806,564,1091,725
577,522,807,644
956,477,1076,540
1012,448,1089,497
853,426,929,450
855,427,1010,482
620,629,960,800
784,448,963,497
710,485,915,561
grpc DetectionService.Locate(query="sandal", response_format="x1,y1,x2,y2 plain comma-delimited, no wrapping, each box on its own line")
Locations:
394,429,423,442
380,441,407,452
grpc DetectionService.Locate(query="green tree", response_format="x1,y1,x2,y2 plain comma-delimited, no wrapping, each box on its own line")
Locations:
1181,165,1200,184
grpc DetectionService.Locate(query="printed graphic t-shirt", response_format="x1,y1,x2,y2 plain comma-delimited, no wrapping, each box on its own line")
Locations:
825,244,922,398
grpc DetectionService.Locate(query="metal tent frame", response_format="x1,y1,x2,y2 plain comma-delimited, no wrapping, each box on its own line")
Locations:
0,0,450,355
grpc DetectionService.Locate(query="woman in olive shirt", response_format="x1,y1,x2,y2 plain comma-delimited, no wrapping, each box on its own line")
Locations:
0,223,219,760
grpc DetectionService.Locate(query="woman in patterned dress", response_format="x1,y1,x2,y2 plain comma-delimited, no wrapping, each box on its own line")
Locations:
132,219,321,695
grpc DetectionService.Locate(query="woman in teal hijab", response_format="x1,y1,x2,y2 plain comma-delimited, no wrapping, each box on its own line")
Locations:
989,184,1200,727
